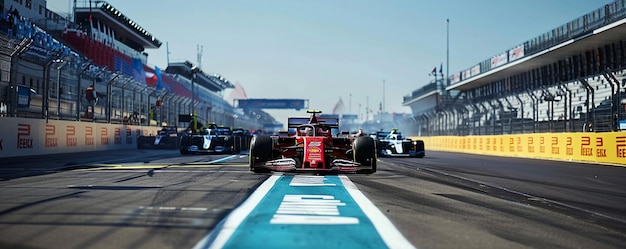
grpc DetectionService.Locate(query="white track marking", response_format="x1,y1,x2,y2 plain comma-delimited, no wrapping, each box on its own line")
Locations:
339,175,417,249
193,174,282,249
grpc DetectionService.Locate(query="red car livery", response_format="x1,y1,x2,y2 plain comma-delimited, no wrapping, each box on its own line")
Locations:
249,110,377,174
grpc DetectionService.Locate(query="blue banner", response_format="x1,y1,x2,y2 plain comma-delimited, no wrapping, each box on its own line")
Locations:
17,86,30,108
237,99,307,110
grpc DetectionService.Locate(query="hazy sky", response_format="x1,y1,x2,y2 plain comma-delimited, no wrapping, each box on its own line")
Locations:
47,0,614,123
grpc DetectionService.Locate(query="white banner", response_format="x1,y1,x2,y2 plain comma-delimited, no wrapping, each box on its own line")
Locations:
0,117,163,158
509,45,525,62
463,69,471,80
471,65,480,77
450,73,461,84
491,52,508,68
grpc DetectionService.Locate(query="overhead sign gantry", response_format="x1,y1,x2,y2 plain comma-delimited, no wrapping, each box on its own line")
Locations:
235,99,308,110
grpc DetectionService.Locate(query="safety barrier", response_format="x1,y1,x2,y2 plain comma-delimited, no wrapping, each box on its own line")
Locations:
0,117,163,158
411,132,626,166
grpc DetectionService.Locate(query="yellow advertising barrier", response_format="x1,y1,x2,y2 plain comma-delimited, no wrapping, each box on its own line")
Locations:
410,132,626,166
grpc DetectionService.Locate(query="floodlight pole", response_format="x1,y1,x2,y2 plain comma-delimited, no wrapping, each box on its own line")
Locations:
190,67,199,131
446,18,450,87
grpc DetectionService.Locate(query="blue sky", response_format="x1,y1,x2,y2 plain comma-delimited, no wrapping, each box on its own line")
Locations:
48,0,615,123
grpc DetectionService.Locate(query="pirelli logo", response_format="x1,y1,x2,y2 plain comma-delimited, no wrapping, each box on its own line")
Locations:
485,137,490,151
596,137,607,158
551,137,558,155
45,124,58,147
17,123,33,149
580,136,607,157
473,137,477,150
114,128,122,144
66,126,77,147
126,128,133,144
565,137,573,155
101,127,108,145
617,136,626,158
581,136,592,157
85,126,94,145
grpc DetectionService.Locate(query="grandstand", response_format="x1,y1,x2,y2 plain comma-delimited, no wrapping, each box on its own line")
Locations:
0,0,268,131
403,0,626,136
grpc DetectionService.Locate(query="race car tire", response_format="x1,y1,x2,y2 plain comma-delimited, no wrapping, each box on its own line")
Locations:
354,136,376,174
162,137,178,149
249,136,273,173
179,136,191,154
137,136,145,149
415,140,425,158
365,157,377,174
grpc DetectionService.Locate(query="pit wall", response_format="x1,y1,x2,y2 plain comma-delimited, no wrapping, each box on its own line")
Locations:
0,117,164,158
410,132,626,166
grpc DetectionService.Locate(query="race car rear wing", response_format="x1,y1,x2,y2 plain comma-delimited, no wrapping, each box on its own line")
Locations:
287,117,339,128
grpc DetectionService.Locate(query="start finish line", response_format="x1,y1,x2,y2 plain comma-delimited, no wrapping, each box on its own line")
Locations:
193,174,415,249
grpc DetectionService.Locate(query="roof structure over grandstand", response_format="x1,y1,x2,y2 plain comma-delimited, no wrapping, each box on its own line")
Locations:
73,1,162,50
404,1,626,107
447,17,626,91
401,1,626,135
165,61,234,92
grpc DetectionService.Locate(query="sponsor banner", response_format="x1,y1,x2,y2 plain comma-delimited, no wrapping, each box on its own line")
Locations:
471,65,480,77
450,73,461,84
491,52,508,68
619,120,626,130
0,117,162,158
462,69,471,80
17,86,31,108
509,45,525,62
414,132,626,166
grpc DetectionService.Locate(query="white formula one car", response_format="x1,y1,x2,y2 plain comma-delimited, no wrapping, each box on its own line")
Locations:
377,128,425,158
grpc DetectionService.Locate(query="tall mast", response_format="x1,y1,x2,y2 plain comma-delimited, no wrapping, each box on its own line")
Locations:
197,44,203,70
166,42,170,66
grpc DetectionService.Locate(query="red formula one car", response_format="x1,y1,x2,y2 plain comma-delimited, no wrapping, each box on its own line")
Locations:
249,110,377,174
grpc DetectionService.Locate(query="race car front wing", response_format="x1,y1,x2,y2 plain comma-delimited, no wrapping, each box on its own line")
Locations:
259,158,366,172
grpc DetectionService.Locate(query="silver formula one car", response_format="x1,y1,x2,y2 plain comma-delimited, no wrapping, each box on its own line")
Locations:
377,128,425,158
179,123,234,154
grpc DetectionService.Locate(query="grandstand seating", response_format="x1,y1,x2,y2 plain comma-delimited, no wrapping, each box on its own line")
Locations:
450,71,624,135
403,1,626,135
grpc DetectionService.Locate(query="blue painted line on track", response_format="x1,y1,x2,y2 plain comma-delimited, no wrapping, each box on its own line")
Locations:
193,174,415,249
